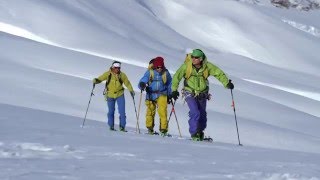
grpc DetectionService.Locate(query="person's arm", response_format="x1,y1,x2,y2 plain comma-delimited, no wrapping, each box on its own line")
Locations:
207,62,229,88
121,73,134,92
171,64,187,91
93,71,110,84
138,70,151,90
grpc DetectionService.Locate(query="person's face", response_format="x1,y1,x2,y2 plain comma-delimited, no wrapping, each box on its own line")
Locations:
112,67,121,73
191,55,202,65
155,66,163,72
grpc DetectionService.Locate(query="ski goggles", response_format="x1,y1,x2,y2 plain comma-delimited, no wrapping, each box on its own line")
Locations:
191,55,202,60
156,66,163,69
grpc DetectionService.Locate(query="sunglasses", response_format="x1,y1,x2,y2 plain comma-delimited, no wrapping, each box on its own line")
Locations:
191,55,202,59
156,66,163,69
113,67,121,69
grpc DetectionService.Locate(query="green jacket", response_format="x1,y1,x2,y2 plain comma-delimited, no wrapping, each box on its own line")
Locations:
96,70,134,99
172,56,229,95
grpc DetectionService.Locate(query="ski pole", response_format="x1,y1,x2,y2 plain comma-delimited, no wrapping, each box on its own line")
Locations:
170,100,182,138
229,80,242,146
131,91,141,134
82,83,95,128
135,90,143,134
168,100,175,122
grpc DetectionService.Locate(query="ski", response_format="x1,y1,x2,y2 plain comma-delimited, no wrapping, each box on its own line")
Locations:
148,131,159,135
144,131,173,137
203,136,213,142
188,136,213,143
109,128,213,143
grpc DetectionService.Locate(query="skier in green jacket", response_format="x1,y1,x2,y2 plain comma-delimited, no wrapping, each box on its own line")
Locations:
171,49,234,141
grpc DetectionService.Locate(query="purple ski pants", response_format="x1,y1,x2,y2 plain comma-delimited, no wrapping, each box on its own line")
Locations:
185,95,207,136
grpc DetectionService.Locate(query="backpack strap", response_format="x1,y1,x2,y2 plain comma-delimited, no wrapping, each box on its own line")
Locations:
148,69,167,85
148,70,154,85
183,61,209,93
103,73,112,95
103,72,123,95
162,69,167,84
184,59,209,80
184,59,192,80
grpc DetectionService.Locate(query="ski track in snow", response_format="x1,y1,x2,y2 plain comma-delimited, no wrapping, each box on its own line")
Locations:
0,141,141,161
1,138,320,179
0,142,80,159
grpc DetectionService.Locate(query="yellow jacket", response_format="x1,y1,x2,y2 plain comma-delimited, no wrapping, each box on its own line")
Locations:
96,70,134,99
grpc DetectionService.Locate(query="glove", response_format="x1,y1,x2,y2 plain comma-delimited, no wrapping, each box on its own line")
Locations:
93,78,101,84
139,82,146,90
130,91,135,97
145,86,151,93
226,81,234,90
171,91,179,100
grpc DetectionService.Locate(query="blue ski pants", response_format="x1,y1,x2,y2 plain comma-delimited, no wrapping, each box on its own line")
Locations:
107,94,126,128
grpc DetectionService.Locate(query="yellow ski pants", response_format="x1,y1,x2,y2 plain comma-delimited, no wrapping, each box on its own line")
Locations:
145,95,168,131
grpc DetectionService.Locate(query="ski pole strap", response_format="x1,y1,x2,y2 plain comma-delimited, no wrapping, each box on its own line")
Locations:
231,89,235,108
171,100,176,111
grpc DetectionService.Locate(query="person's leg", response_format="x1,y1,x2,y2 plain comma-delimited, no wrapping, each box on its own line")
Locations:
107,97,116,129
145,100,156,132
116,94,126,129
157,95,168,133
197,98,207,140
185,96,200,136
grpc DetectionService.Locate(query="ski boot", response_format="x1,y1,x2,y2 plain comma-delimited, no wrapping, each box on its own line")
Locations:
119,126,127,132
191,132,203,141
109,126,116,131
191,133,200,141
160,130,171,137
147,128,155,135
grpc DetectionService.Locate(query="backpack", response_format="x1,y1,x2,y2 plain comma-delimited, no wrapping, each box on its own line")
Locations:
184,53,209,80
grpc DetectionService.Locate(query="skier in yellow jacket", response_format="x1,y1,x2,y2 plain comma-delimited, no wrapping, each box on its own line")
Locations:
93,61,135,131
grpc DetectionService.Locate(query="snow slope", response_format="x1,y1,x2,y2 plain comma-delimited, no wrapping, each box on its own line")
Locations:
1,104,320,180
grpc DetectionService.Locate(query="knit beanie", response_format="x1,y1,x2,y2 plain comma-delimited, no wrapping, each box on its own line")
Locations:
152,57,164,68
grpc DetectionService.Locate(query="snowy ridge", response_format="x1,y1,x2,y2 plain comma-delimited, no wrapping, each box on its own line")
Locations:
0,22,148,69
282,18,320,37
243,78,320,102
